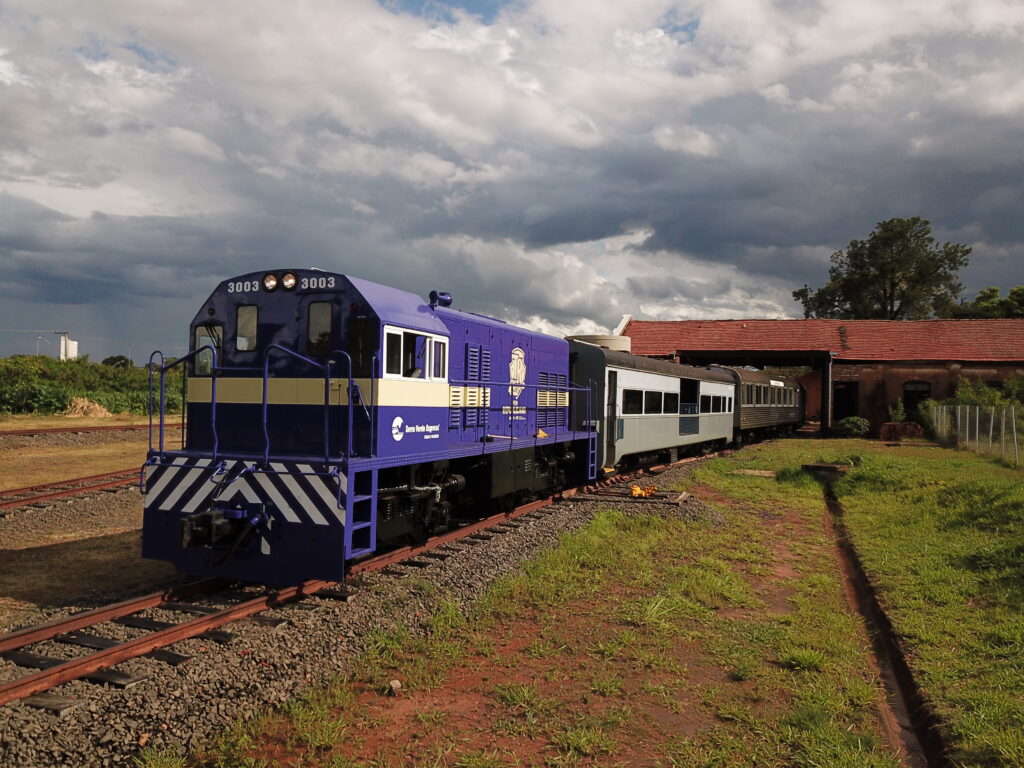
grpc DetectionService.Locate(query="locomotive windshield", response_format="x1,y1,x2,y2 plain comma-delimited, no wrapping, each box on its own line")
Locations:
193,324,222,375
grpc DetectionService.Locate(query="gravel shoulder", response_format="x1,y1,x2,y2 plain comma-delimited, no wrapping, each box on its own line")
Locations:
0,463,707,768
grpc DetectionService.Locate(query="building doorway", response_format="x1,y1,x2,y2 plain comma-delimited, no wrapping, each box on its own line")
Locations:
902,381,932,420
833,381,860,421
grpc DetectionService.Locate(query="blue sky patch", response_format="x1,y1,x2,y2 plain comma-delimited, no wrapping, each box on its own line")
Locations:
381,0,512,24
121,41,177,69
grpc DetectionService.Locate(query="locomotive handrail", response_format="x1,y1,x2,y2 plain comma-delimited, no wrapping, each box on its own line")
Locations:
149,346,220,461
325,349,355,460
371,354,379,458
146,351,162,455
448,377,591,449
261,345,332,466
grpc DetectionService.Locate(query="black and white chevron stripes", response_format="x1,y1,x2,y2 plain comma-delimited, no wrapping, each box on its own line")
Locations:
143,457,346,528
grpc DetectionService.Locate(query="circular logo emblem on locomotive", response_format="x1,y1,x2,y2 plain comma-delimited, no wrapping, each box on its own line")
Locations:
391,416,405,441
509,347,526,405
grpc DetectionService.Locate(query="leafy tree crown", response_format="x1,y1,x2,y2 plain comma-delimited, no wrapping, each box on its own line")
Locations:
794,217,971,319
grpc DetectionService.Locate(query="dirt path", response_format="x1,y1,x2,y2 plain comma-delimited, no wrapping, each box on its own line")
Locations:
238,472,902,768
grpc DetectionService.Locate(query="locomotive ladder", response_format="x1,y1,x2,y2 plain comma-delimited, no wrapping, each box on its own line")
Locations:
585,378,599,481
344,467,377,559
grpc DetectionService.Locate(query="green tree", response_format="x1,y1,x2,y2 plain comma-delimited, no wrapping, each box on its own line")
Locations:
950,285,1024,318
793,217,971,319
101,354,132,367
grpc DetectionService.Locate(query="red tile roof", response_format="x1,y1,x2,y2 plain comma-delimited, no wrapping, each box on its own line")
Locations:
621,318,1024,362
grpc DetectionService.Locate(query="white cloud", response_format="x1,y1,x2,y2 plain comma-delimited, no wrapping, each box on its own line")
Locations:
1,0,1023,358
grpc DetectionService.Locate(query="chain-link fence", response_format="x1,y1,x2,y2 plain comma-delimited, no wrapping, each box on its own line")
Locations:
931,404,1020,466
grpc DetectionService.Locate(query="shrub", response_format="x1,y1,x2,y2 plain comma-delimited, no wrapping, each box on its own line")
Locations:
888,400,906,422
0,355,183,415
838,416,870,437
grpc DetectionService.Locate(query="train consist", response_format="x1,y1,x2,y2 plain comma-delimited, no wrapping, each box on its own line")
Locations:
142,270,803,584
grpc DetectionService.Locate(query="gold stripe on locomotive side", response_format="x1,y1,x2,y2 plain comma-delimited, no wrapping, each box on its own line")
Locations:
187,378,452,407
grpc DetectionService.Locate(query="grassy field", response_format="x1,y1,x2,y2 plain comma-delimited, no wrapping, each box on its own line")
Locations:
693,439,1024,768
0,413,157,431
832,444,1024,767
0,440,150,491
152,451,900,768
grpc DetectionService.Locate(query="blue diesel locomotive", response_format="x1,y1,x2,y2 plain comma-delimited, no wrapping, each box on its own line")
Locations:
142,269,803,585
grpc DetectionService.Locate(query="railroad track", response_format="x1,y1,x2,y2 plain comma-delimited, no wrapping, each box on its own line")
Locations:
0,469,140,511
0,454,714,712
0,493,564,711
0,424,182,437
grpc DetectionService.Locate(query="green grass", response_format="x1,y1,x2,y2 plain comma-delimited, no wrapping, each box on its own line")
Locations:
697,438,1024,768
151,440,908,768
831,444,1024,767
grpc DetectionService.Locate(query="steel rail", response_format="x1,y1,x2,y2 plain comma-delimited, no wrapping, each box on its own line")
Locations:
1,469,139,499
0,581,328,706
0,424,182,437
0,471,139,510
0,580,226,655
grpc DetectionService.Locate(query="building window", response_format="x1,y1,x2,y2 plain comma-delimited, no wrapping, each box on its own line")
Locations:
902,380,932,415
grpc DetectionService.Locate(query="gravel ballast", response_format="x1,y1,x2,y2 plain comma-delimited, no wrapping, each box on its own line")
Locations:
0,463,712,768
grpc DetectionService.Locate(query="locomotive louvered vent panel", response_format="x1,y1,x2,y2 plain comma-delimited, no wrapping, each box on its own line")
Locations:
464,345,480,428
537,372,568,427
449,386,462,429
479,348,491,428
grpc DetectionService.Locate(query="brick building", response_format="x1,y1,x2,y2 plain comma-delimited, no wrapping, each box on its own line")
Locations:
619,317,1024,433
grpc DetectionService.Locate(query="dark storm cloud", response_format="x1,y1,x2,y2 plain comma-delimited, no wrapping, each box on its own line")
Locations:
2,0,1023,359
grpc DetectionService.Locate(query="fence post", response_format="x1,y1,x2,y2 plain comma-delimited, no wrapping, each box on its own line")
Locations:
1013,406,1019,466
1001,408,1006,460
988,407,994,455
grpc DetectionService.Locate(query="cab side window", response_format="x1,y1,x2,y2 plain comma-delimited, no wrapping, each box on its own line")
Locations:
386,332,402,375
402,332,427,379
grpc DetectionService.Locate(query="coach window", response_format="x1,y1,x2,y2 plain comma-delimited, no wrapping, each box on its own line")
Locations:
712,395,723,412
432,340,447,379
644,391,663,414
664,392,679,414
194,325,221,376
622,389,643,414
307,302,332,356
680,379,699,414
235,306,258,352
700,394,712,413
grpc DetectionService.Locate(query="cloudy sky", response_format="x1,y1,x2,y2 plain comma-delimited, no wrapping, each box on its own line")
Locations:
1,0,1022,360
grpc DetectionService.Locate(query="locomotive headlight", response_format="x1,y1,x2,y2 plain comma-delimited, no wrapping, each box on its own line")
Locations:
263,273,279,292
281,272,297,291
